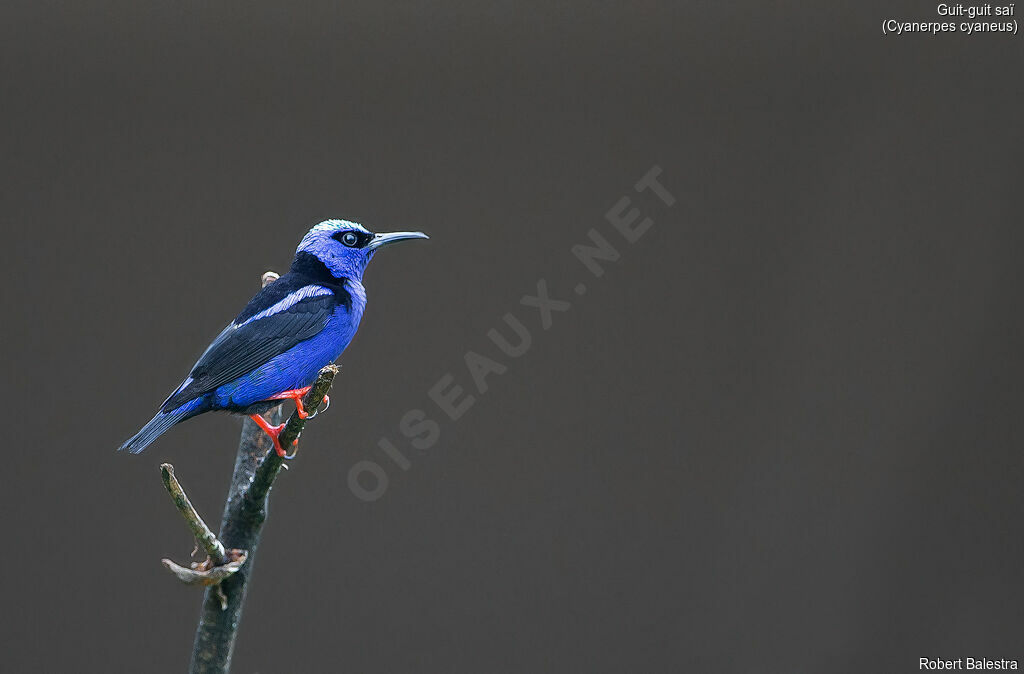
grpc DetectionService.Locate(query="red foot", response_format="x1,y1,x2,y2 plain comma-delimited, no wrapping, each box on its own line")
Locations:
267,386,329,419
268,386,313,419
248,413,295,458
254,387,330,458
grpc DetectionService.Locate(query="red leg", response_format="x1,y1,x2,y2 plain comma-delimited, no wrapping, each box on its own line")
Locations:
267,386,329,419
248,413,292,457
267,386,313,419
254,387,329,457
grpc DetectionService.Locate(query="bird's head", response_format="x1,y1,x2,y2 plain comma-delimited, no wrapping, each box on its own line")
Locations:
294,219,428,280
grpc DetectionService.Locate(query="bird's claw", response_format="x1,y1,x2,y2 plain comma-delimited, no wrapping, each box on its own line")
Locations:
306,394,330,419
281,438,300,460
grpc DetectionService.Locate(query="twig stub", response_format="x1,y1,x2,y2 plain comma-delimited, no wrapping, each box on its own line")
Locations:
161,549,248,588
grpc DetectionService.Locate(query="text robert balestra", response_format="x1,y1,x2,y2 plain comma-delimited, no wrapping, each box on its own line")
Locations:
920,658,1019,670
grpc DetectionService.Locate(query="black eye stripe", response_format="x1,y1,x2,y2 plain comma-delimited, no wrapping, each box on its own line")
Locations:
332,230,373,247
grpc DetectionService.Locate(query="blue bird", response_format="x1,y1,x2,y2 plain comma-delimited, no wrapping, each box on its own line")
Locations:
119,220,427,457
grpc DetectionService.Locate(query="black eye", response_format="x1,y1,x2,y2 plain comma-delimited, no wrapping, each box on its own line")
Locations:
341,232,359,247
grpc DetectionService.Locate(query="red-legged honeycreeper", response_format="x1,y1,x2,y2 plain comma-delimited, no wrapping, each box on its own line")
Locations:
118,220,428,457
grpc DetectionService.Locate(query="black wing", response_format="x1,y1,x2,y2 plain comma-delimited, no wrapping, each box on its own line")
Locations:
161,285,336,411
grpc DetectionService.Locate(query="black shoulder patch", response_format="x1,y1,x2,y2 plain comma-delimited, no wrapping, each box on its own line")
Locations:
291,252,341,284
287,252,352,310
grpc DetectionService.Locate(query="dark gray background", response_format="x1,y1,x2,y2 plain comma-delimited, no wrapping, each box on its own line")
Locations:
3,2,1022,672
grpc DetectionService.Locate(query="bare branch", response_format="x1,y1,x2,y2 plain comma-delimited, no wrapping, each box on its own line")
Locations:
161,463,227,565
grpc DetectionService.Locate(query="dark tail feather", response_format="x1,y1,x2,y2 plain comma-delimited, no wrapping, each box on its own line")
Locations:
118,398,205,454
